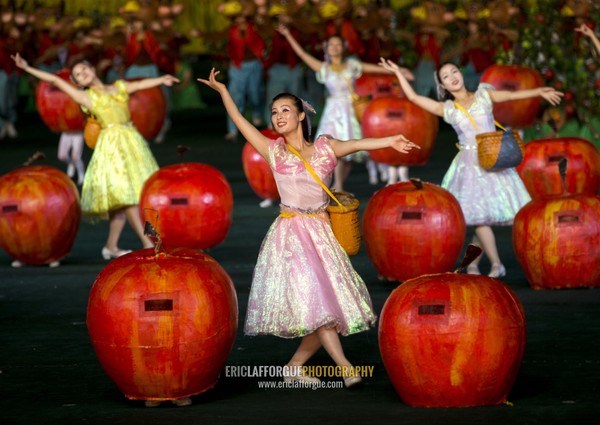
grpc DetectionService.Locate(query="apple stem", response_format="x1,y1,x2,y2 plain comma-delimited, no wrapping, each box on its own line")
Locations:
453,244,483,273
23,151,46,166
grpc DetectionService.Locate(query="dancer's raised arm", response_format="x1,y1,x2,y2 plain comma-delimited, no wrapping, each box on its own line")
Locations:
379,58,444,117
576,23,600,56
198,68,272,158
330,134,420,159
277,24,323,73
488,87,563,105
11,53,92,109
124,75,180,94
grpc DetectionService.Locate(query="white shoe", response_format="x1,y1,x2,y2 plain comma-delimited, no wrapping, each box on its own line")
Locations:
282,364,321,384
101,247,132,260
171,398,192,407
259,199,273,208
11,260,23,268
488,263,506,278
5,122,17,138
49,261,60,268
66,163,75,178
343,375,363,388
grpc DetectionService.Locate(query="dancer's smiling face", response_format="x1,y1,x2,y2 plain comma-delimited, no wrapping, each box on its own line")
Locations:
325,36,344,58
437,63,464,93
70,62,96,88
271,97,304,134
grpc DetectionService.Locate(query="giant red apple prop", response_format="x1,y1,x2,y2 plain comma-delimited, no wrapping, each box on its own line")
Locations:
35,69,85,132
355,73,404,99
0,163,80,265
87,247,238,404
379,246,526,407
513,157,600,289
363,179,465,281
361,97,438,166
242,129,279,202
139,162,233,250
480,64,543,128
128,83,166,140
516,137,600,198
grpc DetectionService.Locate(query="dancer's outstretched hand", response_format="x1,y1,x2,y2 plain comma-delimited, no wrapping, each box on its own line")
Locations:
575,23,594,38
390,135,420,154
276,24,290,37
161,74,180,86
540,87,564,106
378,58,414,81
11,53,28,69
197,67,226,94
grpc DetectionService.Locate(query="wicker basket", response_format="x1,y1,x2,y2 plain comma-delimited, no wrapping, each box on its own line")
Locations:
476,129,524,171
327,191,361,256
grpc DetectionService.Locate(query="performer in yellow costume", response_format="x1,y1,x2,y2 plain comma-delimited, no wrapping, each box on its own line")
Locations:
11,53,179,259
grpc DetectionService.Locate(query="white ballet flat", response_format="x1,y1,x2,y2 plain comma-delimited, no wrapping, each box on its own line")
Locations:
101,247,132,260
488,263,506,278
171,398,192,407
282,364,321,384
343,375,363,388
259,199,273,208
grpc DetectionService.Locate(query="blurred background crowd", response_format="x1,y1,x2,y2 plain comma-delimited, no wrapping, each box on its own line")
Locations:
1,0,599,147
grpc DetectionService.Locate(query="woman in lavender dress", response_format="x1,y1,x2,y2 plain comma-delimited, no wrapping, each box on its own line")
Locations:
380,59,563,278
198,67,419,388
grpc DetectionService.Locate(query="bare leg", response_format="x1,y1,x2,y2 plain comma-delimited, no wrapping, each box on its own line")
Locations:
106,210,127,250
316,327,362,386
471,234,483,266
57,133,71,164
474,225,500,265
386,166,397,186
377,162,388,182
70,133,86,185
466,233,483,274
474,225,505,277
366,159,378,185
57,132,73,177
398,166,409,182
315,327,353,369
124,205,154,248
287,333,322,366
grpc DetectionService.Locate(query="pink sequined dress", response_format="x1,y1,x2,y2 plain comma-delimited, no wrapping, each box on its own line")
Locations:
243,135,377,338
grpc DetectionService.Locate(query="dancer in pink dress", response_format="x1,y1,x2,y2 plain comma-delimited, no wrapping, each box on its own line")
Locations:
198,67,419,388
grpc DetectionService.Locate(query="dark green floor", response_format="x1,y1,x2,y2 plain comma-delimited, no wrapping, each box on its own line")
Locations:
0,104,598,425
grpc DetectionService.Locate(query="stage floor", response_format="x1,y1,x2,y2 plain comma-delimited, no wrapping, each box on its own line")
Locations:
1,106,598,425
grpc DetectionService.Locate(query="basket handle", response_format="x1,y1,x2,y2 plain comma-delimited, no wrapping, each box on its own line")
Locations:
286,143,346,210
453,101,506,131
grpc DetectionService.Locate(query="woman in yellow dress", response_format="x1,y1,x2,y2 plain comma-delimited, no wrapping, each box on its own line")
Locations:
11,53,179,259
